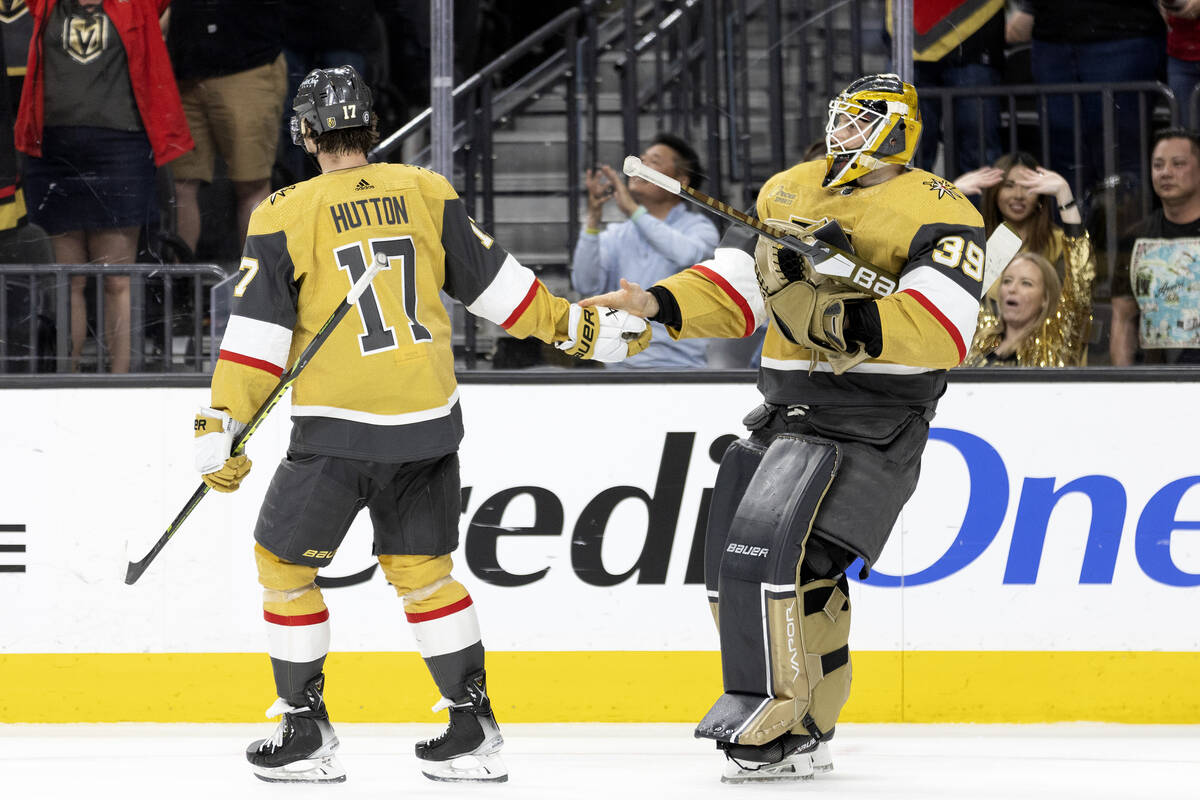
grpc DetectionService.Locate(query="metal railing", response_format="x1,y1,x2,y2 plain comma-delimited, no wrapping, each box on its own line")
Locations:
0,263,229,374
924,80,1177,302
367,0,881,366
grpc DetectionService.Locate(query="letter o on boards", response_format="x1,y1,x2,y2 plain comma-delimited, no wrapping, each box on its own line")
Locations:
861,428,1009,587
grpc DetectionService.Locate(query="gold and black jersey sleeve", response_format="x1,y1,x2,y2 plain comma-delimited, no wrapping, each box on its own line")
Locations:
210,162,569,461
655,160,985,411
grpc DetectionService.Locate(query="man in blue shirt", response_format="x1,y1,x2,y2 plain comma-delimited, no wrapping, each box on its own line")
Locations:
571,133,720,368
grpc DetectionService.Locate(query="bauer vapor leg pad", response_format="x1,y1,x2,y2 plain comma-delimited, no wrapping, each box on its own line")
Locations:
696,434,842,746
704,437,768,628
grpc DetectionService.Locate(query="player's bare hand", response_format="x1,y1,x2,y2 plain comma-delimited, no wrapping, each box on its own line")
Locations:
598,164,639,217
952,166,1004,195
578,278,659,319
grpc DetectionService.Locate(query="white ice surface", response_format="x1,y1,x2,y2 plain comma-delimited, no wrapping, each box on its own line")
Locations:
2,722,1197,799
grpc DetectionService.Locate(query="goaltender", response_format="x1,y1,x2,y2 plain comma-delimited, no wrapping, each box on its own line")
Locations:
582,74,985,782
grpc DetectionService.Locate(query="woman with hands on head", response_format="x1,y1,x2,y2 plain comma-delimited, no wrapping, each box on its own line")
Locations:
956,152,1096,366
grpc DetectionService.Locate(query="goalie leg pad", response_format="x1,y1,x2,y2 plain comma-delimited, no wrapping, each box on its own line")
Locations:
696,434,846,747
703,436,768,629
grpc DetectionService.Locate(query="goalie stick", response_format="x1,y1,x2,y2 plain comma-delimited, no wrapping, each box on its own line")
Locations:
124,251,388,585
622,155,901,298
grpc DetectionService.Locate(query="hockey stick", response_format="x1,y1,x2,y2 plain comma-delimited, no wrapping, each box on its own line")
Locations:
622,155,900,298
124,251,388,585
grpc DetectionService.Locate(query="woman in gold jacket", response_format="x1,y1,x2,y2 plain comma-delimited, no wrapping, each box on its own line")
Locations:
957,152,1096,366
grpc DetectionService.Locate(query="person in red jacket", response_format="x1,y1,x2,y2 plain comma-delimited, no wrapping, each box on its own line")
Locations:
15,0,192,372
1163,0,1200,128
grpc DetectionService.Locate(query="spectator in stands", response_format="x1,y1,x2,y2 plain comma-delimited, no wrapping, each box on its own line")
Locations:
16,0,193,373
1023,1,1165,200
571,133,719,368
1111,128,1200,365
963,252,1078,365
167,0,285,255
956,152,1096,364
890,0,1004,176
278,0,377,185
1162,0,1200,128
956,152,1095,280
1,0,33,118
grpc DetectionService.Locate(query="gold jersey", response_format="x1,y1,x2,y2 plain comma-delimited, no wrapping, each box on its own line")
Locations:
657,160,986,410
211,162,568,461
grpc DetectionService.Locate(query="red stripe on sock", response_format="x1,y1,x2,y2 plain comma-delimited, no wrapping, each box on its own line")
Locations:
264,608,330,626
405,594,473,623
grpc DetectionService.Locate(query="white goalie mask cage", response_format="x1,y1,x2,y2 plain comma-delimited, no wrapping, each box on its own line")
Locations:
821,73,921,188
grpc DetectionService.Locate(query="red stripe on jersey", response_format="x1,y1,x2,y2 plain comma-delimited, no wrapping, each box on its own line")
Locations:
263,609,330,626
0,184,16,200
692,265,754,337
405,594,474,623
901,288,966,362
500,279,540,330
219,349,285,377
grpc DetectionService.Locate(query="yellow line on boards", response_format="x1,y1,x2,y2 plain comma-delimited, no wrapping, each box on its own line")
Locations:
1,651,1197,723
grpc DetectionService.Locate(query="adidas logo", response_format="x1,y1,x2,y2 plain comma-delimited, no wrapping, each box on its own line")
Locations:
355,178,374,191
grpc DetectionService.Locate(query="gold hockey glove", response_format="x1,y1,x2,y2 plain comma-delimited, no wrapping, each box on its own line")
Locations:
557,303,651,362
767,280,871,375
194,407,252,493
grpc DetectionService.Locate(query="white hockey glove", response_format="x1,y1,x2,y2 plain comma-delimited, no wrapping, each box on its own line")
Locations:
194,407,252,493
556,303,651,363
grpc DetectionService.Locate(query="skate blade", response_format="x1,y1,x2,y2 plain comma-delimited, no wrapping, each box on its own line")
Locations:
812,741,834,773
251,755,346,784
420,753,508,783
720,755,814,784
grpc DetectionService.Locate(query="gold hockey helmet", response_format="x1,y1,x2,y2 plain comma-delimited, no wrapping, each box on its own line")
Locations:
822,73,921,188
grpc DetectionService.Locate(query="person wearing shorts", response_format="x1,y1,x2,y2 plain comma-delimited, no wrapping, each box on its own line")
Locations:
15,0,193,372
167,0,286,254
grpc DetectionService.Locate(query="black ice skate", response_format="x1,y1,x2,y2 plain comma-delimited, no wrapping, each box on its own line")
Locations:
246,673,345,783
415,670,507,783
718,732,820,783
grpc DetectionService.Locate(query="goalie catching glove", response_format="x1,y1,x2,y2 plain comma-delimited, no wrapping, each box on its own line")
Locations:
754,220,872,375
557,303,651,363
194,407,252,493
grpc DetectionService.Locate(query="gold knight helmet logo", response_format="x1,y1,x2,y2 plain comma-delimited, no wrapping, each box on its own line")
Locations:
0,0,28,24
65,9,107,65
326,116,337,129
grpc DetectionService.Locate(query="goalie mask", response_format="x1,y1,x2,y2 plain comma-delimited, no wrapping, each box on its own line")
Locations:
291,65,373,146
822,73,921,188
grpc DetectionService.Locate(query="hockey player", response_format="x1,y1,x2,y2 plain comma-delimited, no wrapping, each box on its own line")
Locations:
192,65,648,784
581,74,985,782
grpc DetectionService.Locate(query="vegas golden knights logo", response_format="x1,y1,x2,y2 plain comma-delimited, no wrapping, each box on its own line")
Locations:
0,0,28,25
64,13,107,65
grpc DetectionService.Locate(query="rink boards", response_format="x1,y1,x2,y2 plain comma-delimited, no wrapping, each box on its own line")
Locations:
1,379,1198,723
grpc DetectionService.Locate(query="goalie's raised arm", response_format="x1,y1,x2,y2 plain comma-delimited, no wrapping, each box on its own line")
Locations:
577,277,661,319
